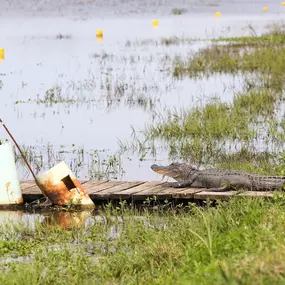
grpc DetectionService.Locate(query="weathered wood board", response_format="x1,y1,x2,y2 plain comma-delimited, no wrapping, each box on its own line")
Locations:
19,180,278,203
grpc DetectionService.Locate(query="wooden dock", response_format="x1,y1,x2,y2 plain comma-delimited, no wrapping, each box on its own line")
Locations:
20,180,277,203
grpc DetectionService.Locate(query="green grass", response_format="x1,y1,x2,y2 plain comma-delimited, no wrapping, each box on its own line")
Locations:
171,8,187,15
2,198,285,284
174,25,285,93
174,44,285,91
142,87,283,170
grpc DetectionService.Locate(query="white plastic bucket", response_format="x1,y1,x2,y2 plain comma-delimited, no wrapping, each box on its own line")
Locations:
36,161,94,208
0,143,23,205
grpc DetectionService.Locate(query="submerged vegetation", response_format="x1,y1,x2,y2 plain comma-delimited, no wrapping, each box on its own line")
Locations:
14,144,124,180
2,198,285,284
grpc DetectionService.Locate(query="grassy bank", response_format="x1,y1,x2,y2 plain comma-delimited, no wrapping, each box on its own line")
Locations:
1,198,285,284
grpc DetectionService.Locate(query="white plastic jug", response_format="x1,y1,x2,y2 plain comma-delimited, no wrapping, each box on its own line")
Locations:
0,143,23,205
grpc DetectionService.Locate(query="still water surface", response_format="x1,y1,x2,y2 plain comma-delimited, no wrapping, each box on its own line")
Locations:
0,3,284,182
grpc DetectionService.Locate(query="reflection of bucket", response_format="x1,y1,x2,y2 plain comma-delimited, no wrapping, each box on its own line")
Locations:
36,161,94,208
43,210,93,229
0,143,23,205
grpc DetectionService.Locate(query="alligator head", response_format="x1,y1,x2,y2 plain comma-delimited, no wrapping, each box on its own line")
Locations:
151,162,197,183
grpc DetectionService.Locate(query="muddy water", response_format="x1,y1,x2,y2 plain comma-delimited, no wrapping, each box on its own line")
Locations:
0,2,284,182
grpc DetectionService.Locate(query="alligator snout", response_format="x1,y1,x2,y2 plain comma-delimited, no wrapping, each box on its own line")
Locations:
151,164,159,170
151,164,169,175
150,164,163,174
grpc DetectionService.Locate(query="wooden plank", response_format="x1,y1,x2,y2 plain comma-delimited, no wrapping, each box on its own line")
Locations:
153,186,201,199
20,180,35,188
194,191,236,200
87,181,125,193
237,191,274,198
110,182,164,200
172,188,204,199
21,184,42,194
20,181,37,193
82,180,109,194
131,183,172,201
91,181,145,200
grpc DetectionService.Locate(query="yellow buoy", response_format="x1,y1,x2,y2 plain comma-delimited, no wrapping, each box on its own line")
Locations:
0,49,4,61
152,19,159,27
282,2,285,6
96,30,103,38
263,6,268,11
215,12,221,17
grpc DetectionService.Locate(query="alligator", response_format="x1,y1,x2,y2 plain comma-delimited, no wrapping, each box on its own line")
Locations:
151,162,285,192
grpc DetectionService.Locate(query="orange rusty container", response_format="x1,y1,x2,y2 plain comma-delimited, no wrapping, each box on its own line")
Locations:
36,161,94,208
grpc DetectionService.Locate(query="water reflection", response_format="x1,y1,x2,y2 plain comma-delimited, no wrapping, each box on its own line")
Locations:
42,210,94,229
0,209,124,241
0,209,94,230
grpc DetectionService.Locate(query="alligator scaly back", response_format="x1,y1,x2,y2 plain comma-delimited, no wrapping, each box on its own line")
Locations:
250,175,285,191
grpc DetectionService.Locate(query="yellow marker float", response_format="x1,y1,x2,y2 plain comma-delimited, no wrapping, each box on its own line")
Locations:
215,12,221,17
96,30,103,40
0,48,4,60
282,2,285,6
263,6,269,11
152,19,159,27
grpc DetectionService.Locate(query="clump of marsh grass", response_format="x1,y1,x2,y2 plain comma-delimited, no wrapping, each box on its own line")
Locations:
174,24,285,93
171,8,187,15
174,44,285,92
137,87,283,170
56,33,72,40
125,36,197,47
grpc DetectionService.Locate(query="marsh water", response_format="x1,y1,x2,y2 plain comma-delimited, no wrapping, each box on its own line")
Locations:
0,1,284,182
0,208,118,231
